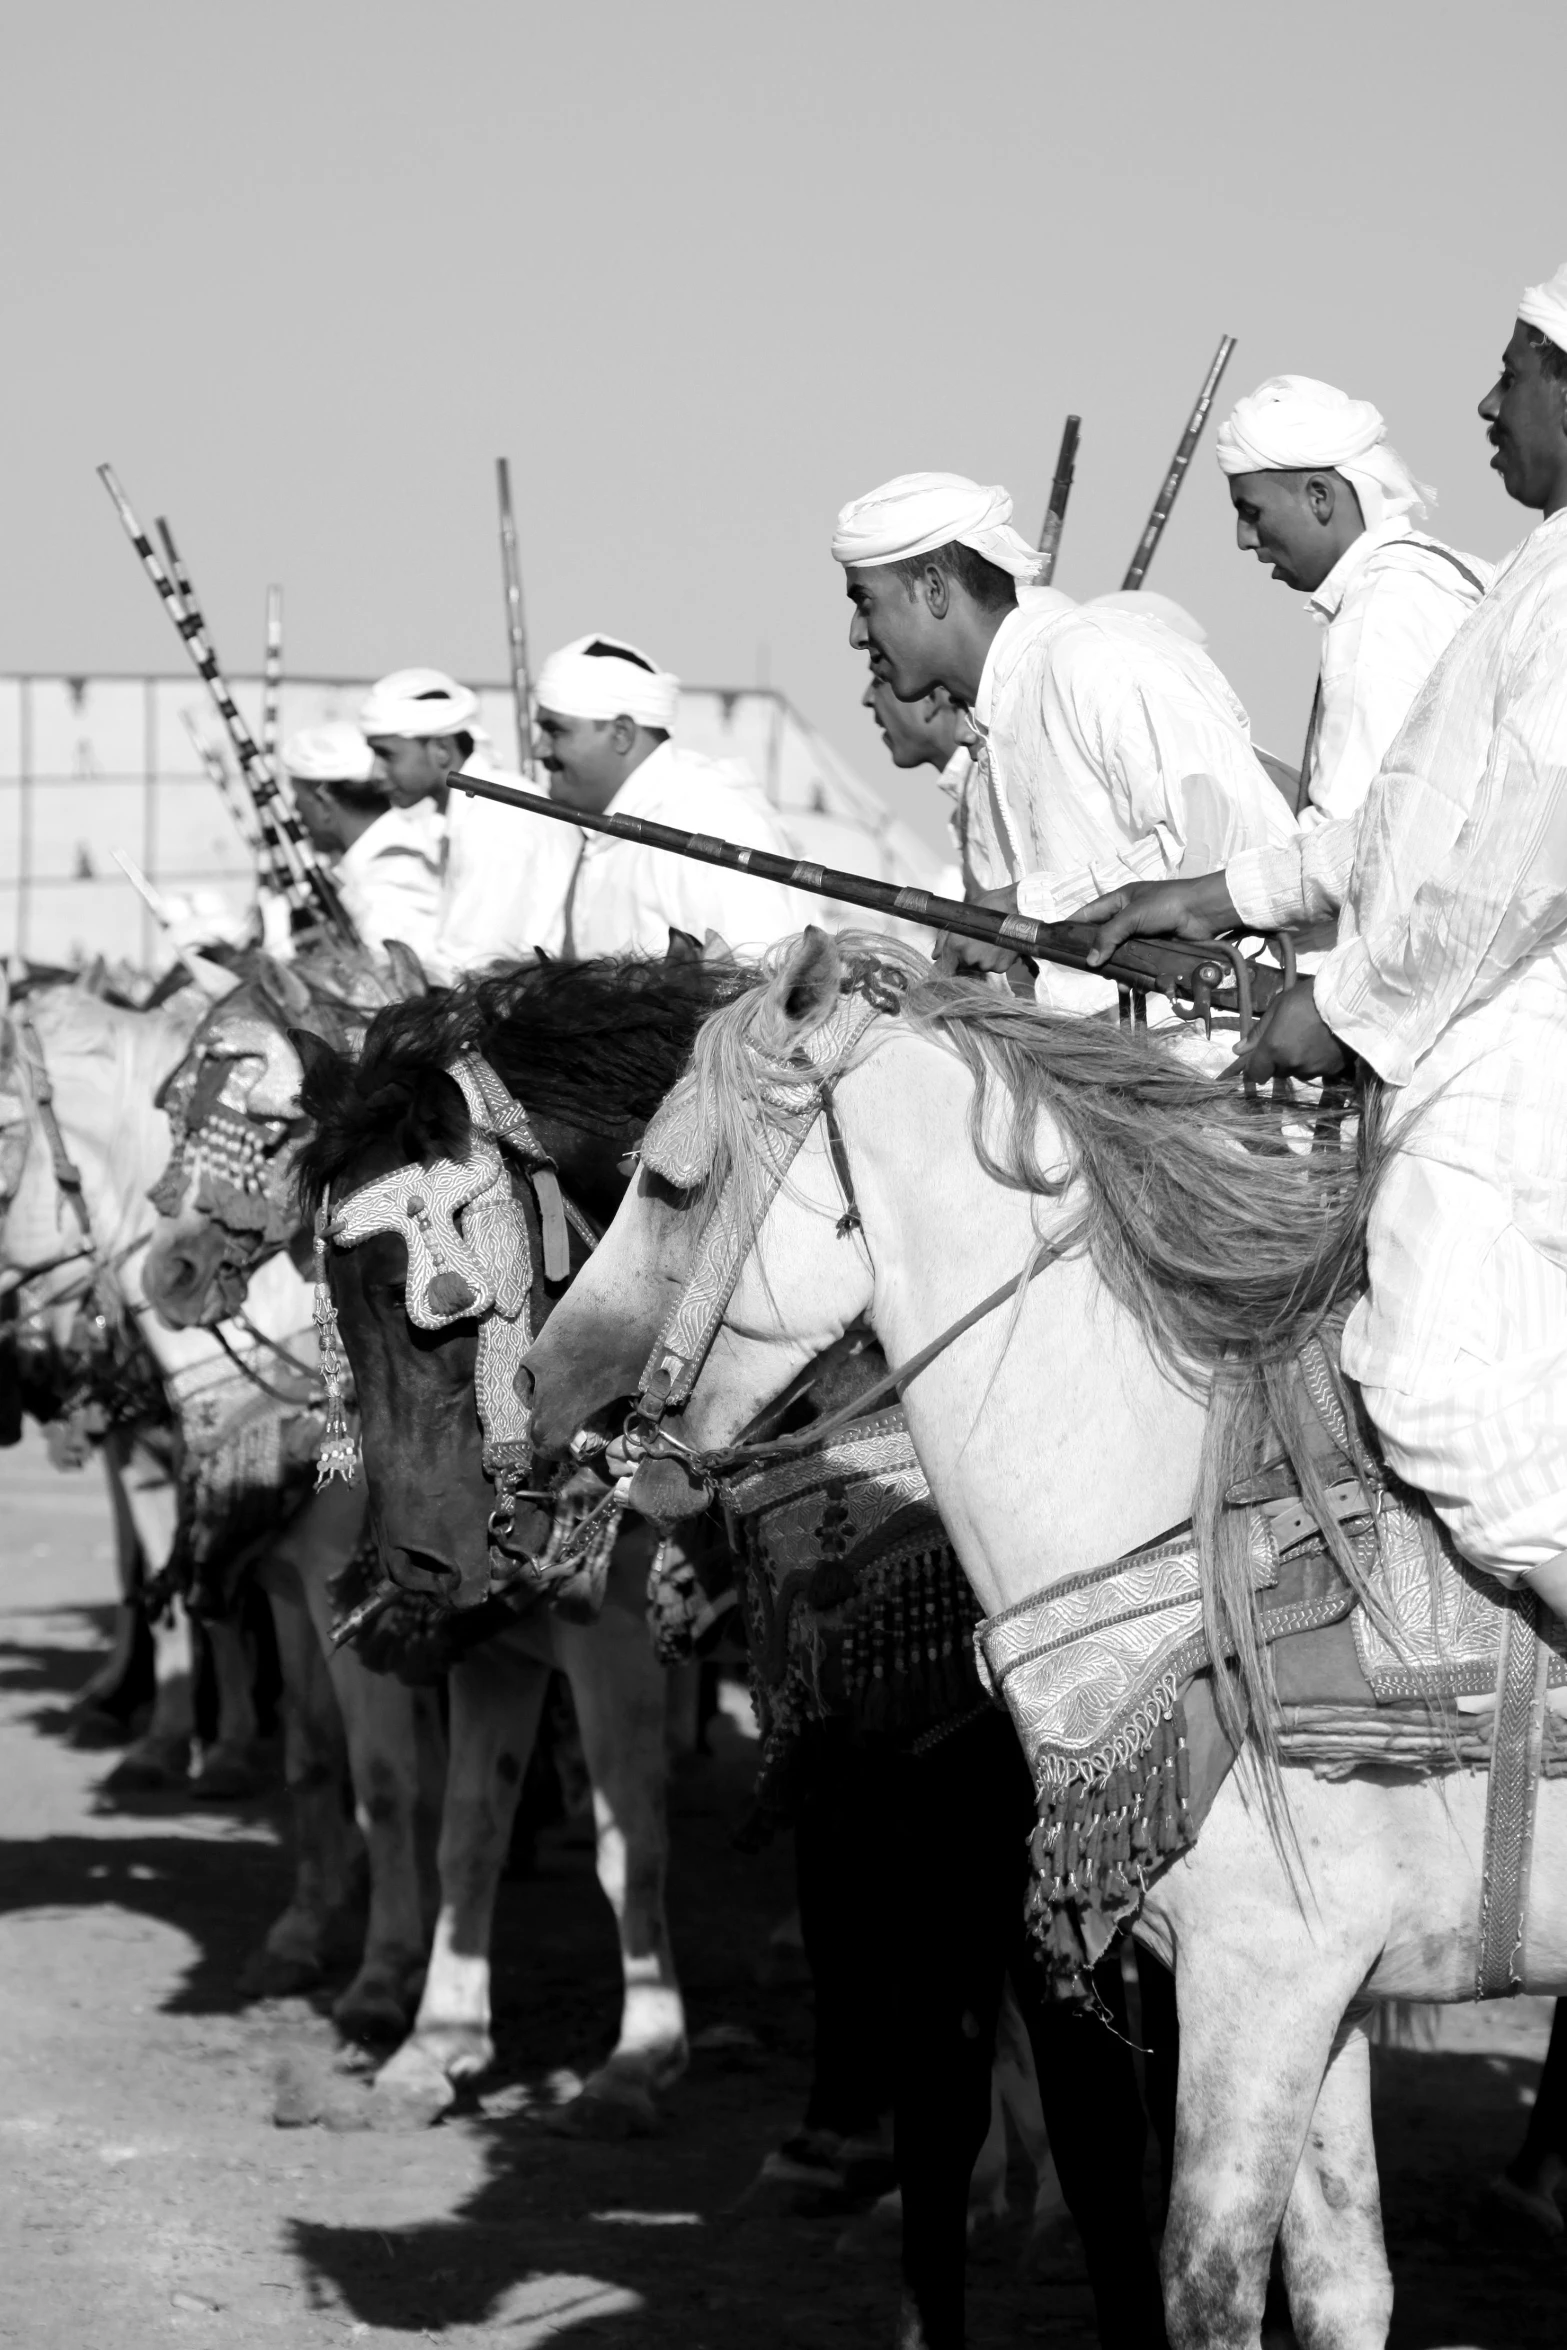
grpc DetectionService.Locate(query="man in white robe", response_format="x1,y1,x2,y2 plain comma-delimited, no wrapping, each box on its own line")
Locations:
832,473,1296,1011
533,635,808,959
358,668,579,977
1078,265,1567,1622
282,722,442,960
1217,375,1492,824
861,674,972,892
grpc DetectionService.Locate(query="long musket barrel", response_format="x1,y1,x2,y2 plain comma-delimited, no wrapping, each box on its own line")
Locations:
97,465,356,943
495,458,536,780
261,584,283,762
1036,414,1081,585
1121,334,1236,591
450,769,1275,1028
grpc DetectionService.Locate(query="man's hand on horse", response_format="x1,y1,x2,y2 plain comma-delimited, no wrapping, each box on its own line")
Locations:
1074,871,1241,964
934,884,1029,976
1223,977,1351,1085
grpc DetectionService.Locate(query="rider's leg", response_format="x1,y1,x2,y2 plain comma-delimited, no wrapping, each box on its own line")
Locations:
1346,1161,1567,1626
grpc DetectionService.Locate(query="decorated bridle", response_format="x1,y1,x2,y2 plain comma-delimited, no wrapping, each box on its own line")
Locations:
618,960,1066,1493
312,1052,599,1604
150,1009,330,1299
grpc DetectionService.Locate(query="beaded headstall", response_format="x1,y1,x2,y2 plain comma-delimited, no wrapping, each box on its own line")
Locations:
149,1013,310,1264
312,1055,592,1567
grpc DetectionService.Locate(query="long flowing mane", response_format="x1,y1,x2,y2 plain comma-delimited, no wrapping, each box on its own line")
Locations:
674,932,1388,1750
295,953,752,1212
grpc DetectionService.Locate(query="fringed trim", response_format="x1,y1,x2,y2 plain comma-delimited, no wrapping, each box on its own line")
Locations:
1032,1670,1183,1794
1025,1689,1195,2001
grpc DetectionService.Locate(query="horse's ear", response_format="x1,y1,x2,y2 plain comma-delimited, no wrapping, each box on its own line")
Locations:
702,929,737,968
383,939,429,998
259,956,315,1023
286,1025,340,1096
664,927,703,967
751,927,842,1056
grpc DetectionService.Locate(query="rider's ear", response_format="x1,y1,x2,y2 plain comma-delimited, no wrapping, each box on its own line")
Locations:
752,927,842,1056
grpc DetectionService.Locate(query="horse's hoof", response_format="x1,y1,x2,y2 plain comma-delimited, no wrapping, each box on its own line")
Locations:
102,1742,190,1794
192,1745,264,1801
546,2072,659,2140
64,1705,135,1751
240,1947,324,2000
1484,2172,1566,2240
366,2037,465,2129
332,1979,412,2045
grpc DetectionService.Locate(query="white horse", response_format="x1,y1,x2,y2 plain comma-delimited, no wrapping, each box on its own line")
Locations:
0,979,435,2040
518,929,1567,2350
139,969,689,2130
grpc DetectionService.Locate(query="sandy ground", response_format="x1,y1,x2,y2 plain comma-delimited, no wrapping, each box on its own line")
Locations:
0,1426,1563,2350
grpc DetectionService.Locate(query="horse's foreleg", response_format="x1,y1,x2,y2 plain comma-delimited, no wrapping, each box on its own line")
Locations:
194,1613,262,1796
286,1488,430,2042
243,1558,358,1996
556,1597,688,2119
373,1629,549,2122
1277,2012,1392,2350
102,1466,191,1791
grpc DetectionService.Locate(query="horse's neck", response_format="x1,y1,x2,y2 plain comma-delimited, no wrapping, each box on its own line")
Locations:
846,1031,1208,1621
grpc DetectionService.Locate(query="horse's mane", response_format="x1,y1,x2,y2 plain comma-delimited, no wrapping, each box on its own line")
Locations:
294,952,752,1214
679,931,1387,1756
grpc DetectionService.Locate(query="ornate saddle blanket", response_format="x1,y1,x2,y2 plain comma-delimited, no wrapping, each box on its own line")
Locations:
722,1404,983,1815
973,1329,1567,1991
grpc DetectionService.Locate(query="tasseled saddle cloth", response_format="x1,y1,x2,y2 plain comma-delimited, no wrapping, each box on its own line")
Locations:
973,1328,1567,1994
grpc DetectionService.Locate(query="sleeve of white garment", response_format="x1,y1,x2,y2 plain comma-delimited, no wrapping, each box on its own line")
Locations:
639,800,810,957
1310,553,1482,826
1013,631,1185,922
1225,818,1357,932
1313,608,1567,1088
339,844,443,958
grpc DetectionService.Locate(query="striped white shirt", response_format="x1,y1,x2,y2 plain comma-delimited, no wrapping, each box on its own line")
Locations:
1227,508,1567,1578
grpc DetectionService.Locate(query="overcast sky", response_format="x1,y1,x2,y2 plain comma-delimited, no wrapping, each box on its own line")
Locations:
4,0,1563,850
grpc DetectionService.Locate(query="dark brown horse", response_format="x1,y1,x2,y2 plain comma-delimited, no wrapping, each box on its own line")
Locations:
296,948,1169,2349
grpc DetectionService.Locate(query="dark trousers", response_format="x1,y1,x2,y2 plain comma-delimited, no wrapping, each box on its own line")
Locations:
795,1708,1173,2349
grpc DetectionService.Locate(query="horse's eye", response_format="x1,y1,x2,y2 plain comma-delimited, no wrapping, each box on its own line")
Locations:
368,1281,407,1310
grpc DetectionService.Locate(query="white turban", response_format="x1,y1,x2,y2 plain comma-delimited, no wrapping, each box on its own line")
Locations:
1215,376,1430,530
534,634,679,731
1519,262,1567,356
832,471,1043,580
281,722,378,786
359,667,481,741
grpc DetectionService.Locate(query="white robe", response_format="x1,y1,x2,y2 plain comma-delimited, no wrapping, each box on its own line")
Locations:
1227,508,1567,1582
1297,518,1491,827
336,802,444,960
557,741,810,962
428,755,581,979
964,601,1296,1012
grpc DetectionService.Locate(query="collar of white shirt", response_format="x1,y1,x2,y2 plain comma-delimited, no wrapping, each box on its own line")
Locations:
1306,515,1413,625
971,602,1068,733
